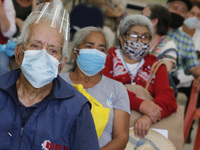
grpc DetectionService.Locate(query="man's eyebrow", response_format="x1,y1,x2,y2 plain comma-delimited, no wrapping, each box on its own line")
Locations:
99,44,106,47
29,40,43,44
85,42,95,45
48,44,57,47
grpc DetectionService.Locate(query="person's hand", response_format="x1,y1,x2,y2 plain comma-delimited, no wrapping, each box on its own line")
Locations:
139,101,162,123
115,5,122,12
115,7,124,21
134,115,152,138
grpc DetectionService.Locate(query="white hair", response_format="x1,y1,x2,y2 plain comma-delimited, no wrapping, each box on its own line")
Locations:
72,26,109,50
119,14,153,37
17,3,70,59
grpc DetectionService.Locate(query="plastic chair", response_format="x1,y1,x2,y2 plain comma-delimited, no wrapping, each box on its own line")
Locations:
184,79,200,150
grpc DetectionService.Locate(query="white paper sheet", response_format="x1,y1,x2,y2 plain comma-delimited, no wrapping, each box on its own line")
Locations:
129,127,168,139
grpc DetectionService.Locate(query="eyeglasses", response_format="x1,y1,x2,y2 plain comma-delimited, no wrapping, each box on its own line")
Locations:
126,33,151,44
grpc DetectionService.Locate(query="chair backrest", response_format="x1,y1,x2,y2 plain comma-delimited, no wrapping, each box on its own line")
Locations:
184,79,199,144
69,2,104,40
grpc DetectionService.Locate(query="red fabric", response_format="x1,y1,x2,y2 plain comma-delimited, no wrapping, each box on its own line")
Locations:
101,47,177,119
0,0,8,44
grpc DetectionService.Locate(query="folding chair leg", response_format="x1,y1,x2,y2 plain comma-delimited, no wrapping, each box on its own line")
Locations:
194,119,200,150
184,115,195,143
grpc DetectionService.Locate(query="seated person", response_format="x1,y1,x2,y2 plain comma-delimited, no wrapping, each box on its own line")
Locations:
0,0,16,76
60,26,130,149
167,0,200,91
0,3,99,149
13,0,34,37
87,0,125,47
142,4,177,73
14,0,63,37
142,4,178,95
179,1,200,143
101,14,177,138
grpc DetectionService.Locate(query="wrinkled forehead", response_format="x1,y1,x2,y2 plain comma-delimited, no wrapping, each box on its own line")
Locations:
28,22,64,47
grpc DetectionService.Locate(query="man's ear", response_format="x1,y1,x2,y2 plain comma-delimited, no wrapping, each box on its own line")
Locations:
15,45,23,66
58,56,67,74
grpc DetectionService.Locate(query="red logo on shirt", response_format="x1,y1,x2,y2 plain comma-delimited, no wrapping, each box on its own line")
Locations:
41,140,68,150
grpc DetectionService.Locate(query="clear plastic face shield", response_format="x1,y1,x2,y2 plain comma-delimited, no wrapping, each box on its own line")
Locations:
19,2,70,59
31,2,69,41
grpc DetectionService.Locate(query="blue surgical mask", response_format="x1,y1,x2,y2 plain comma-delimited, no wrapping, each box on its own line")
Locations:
76,49,106,76
21,48,60,88
184,17,200,29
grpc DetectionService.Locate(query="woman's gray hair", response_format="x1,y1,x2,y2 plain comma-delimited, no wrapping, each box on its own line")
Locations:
72,26,109,50
17,8,70,60
119,14,153,37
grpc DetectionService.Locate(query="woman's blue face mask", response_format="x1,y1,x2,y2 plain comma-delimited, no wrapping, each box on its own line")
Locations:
75,48,107,76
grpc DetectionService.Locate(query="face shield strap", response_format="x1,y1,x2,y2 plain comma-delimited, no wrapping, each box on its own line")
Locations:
35,2,50,24
64,13,69,41
51,5,61,28
60,9,66,33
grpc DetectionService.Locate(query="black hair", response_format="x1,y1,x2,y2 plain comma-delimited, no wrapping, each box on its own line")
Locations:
148,4,171,36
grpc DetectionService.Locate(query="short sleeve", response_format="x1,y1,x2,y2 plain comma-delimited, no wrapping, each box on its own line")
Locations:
113,81,131,115
160,40,177,64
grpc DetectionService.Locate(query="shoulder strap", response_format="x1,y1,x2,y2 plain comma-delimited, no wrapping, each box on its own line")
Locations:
157,48,178,65
145,62,166,89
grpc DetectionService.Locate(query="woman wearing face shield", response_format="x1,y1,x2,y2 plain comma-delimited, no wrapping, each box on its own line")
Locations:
60,26,130,150
101,14,177,138
0,3,100,150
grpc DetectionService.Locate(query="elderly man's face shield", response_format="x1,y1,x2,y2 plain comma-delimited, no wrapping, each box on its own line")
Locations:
24,2,70,42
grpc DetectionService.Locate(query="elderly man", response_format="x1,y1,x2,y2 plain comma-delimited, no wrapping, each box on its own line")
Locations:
0,2,99,150
167,0,200,90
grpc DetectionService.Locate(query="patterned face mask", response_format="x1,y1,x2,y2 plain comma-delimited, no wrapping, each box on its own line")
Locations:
122,39,150,61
